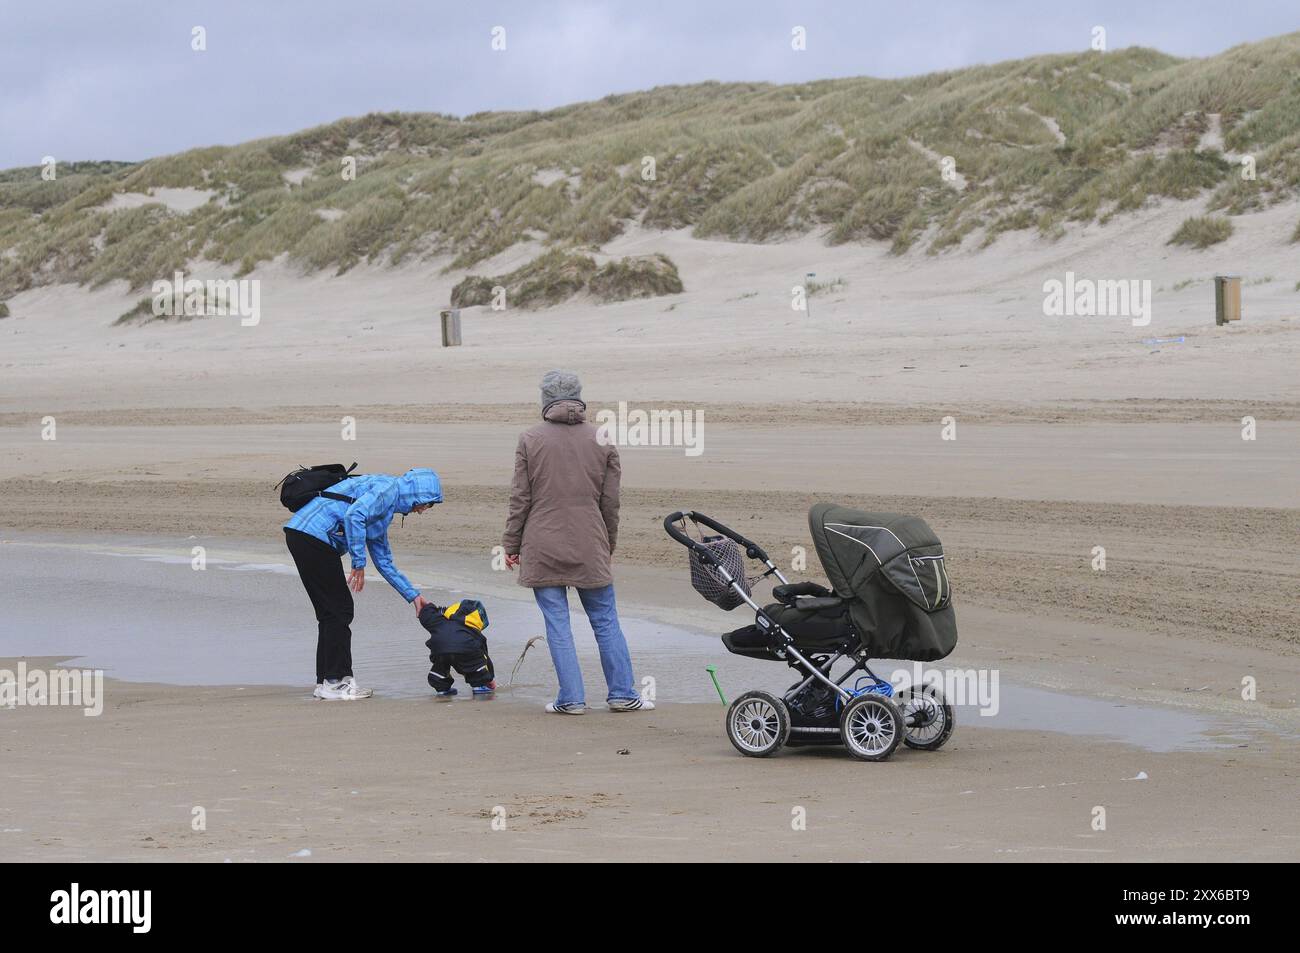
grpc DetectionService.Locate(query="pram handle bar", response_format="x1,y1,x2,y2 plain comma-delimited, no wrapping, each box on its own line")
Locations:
663,510,773,564
664,509,847,701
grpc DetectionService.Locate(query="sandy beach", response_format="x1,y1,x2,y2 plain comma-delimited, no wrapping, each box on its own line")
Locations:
5,658,1298,863
2,187,1298,862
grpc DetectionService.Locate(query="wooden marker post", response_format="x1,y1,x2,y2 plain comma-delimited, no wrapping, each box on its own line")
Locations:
1214,276,1241,326
440,308,462,347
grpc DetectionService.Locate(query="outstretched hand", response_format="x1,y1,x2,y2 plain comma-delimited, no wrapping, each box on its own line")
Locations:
413,595,430,614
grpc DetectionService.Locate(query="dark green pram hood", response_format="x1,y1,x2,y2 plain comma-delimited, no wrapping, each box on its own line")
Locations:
808,503,957,661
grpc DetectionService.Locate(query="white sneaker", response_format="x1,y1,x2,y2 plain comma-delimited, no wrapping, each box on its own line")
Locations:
314,677,373,700
545,702,586,715
608,697,654,712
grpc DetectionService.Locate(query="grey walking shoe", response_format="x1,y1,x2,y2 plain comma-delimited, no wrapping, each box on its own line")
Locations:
545,702,586,715
607,697,654,712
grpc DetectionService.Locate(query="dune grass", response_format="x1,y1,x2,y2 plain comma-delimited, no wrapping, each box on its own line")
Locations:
805,276,847,296
451,249,681,309
3,33,1300,299
589,253,683,301
450,249,598,309
1168,215,1234,248
114,297,157,326
114,285,229,326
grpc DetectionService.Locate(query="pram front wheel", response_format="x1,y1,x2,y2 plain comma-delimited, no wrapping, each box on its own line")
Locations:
839,694,904,761
897,686,955,751
726,690,791,758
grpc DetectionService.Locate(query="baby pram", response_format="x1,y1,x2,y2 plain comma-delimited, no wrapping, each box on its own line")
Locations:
664,504,958,761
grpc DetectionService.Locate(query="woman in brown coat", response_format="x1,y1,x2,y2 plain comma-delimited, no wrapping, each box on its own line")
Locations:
503,370,650,714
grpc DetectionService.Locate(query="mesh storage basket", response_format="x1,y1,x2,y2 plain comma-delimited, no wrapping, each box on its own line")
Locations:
690,534,751,610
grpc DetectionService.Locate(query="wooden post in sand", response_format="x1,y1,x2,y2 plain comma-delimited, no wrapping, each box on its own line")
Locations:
1214,276,1241,326
440,308,462,347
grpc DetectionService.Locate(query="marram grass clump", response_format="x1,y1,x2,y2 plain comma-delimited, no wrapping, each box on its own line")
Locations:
451,250,682,310
451,250,598,310
588,253,683,301
114,287,225,326
1168,215,1234,249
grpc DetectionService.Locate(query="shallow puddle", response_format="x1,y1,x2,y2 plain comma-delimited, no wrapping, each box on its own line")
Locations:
0,534,1270,752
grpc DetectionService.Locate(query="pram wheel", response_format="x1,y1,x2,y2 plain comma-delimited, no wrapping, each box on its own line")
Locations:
897,687,955,751
839,694,904,761
726,690,791,758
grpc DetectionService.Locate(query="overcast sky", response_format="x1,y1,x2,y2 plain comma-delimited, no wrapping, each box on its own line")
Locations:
3,0,1297,169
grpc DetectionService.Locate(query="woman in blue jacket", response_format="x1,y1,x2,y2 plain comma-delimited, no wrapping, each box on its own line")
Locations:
283,467,442,700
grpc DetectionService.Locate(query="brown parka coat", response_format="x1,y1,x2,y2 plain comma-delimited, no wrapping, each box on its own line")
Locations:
502,400,620,588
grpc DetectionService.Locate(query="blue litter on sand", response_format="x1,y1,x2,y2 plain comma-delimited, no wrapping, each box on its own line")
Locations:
1141,336,1185,345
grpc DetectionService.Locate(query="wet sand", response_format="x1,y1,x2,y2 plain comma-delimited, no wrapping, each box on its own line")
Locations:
4,413,1297,656
3,657,1296,862
2,526,1297,861
5,534,1289,746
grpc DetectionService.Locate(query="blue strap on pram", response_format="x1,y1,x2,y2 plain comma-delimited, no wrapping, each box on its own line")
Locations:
835,673,895,711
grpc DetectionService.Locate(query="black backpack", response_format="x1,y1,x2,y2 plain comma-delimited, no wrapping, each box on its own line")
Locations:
276,463,359,512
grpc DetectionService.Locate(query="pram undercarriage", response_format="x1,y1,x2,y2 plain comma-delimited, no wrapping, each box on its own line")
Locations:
665,508,957,762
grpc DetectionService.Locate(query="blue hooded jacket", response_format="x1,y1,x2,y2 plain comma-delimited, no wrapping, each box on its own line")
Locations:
284,468,442,602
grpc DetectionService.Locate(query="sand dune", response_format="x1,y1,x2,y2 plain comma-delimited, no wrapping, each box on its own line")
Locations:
3,197,1298,416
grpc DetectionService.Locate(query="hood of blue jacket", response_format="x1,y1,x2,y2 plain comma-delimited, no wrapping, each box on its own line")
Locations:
394,468,442,514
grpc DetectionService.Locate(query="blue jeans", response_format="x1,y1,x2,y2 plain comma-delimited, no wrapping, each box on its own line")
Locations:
532,585,637,706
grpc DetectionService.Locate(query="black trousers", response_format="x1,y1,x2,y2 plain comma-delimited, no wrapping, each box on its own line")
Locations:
428,648,495,691
285,528,354,682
